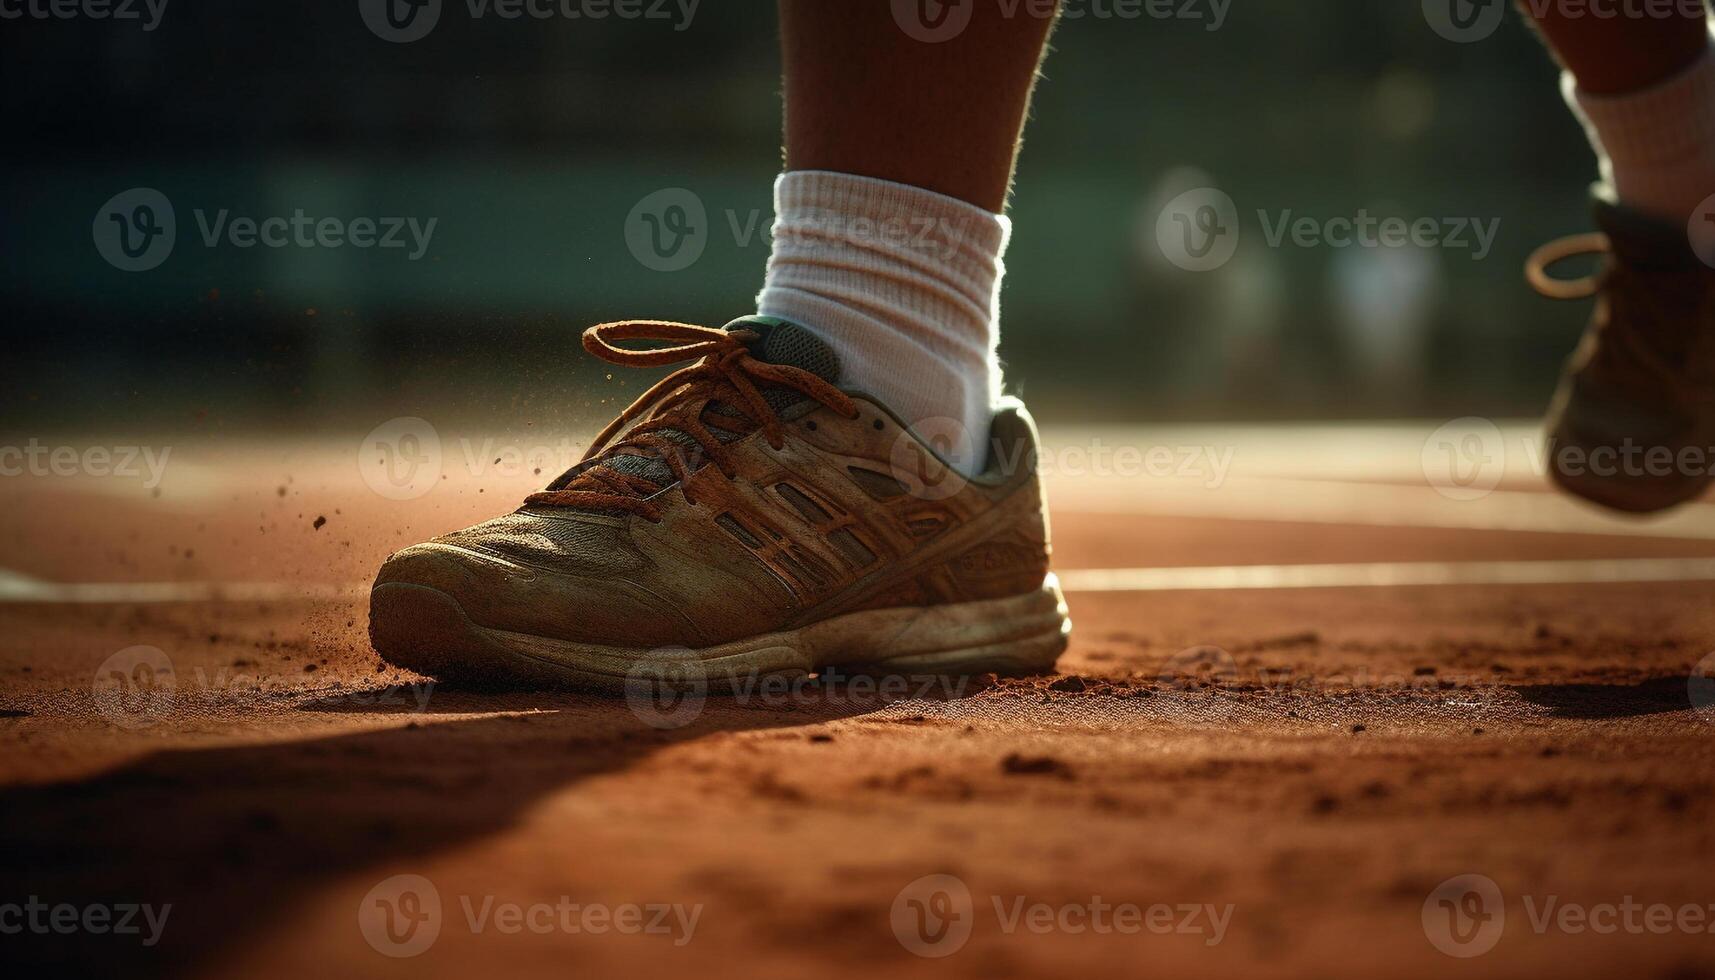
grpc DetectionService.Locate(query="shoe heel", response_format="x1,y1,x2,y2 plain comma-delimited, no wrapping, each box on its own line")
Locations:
845,574,1070,677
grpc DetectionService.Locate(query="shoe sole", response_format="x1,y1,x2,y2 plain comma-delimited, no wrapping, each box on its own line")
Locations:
369,574,1071,691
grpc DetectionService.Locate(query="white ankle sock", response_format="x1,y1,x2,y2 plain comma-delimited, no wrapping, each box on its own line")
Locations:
1565,34,1715,222
756,170,1009,476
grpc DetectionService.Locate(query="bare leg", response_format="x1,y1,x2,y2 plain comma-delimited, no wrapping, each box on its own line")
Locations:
1524,0,1707,95
779,0,1059,212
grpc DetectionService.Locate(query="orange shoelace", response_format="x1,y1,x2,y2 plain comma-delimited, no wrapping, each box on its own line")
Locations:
1525,232,1609,301
526,320,857,521
1523,231,1715,394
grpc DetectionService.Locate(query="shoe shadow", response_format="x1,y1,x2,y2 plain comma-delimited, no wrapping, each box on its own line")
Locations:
1509,675,1699,719
0,685,931,974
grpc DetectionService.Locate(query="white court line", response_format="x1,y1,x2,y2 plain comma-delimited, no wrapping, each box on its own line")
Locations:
1048,476,1715,540
1057,556,1715,592
6,557,1715,603
0,569,362,604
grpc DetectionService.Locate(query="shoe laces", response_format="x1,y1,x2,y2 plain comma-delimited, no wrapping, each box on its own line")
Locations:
1526,231,1715,397
1525,232,1609,301
526,320,858,521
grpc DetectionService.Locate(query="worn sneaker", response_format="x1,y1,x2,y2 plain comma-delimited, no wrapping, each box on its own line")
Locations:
369,316,1069,688
1527,197,1715,512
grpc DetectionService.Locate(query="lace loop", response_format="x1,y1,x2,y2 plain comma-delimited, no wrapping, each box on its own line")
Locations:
1526,232,1609,301
527,320,856,520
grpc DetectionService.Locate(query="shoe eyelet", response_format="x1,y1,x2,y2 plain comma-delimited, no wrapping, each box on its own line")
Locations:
806,420,818,431
872,419,884,431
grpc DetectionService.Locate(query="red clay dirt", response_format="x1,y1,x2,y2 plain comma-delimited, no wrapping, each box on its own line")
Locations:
2,435,1713,978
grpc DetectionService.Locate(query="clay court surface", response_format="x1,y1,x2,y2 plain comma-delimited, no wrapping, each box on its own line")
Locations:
4,421,1714,978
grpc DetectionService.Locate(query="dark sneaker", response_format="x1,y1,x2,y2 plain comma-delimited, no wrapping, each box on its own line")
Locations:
1528,197,1715,512
369,316,1069,688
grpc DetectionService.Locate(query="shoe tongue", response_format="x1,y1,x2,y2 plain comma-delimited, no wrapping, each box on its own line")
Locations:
721,315,842,384
1590,198,1702,366
1592,197,1701,270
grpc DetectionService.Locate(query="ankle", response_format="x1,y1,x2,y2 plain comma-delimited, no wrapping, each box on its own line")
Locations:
756,170,1010,475
1565,37,1715,223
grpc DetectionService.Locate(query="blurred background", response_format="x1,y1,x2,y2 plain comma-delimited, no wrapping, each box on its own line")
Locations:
1,1,1602,435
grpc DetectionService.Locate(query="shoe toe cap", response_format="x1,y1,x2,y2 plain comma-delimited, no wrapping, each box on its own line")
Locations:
371,541,689,647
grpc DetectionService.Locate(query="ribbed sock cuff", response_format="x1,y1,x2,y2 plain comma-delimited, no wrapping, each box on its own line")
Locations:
757,170,1011,476
1566,36,1715,221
